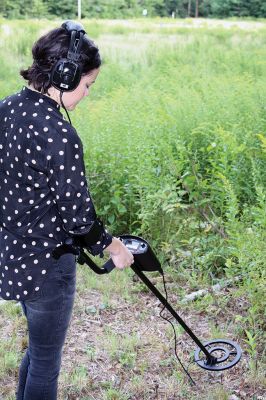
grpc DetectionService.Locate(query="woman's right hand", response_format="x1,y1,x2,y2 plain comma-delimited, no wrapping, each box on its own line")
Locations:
105,237,134,270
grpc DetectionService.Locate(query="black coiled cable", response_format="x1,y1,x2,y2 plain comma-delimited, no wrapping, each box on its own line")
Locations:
158,271,196,386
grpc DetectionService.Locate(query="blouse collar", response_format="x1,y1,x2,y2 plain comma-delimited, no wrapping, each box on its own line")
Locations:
22,86,61,113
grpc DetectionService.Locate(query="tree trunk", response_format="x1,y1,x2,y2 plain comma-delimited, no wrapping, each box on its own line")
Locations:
78,0,81,19
188,0,191,17
195,0,199,18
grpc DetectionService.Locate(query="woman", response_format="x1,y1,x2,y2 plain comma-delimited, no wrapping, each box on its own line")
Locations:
0,21,133,399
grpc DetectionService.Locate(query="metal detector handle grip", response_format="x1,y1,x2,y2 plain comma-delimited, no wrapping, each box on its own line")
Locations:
78,248,117,274
102,258,116,273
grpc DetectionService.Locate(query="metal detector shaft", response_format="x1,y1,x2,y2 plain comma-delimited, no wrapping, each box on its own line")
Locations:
130,262,216,365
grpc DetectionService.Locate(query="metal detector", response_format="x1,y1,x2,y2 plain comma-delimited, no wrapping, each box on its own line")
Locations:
53,234,242,382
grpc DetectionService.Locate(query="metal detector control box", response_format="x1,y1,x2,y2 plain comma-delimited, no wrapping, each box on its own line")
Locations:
120,237,147,254
119,235,163,274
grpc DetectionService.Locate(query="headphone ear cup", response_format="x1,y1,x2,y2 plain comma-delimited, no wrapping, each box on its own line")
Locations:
50,59,82,91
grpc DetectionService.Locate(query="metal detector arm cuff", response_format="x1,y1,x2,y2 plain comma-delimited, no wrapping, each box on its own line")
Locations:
70,218,113,257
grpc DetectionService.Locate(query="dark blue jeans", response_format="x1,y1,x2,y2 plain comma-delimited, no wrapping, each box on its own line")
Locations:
16,253,77,400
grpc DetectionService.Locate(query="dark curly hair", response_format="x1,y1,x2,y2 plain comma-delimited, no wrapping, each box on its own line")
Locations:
20,27,101,94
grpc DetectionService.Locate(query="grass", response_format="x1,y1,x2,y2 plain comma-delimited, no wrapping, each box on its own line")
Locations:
0,17,266,399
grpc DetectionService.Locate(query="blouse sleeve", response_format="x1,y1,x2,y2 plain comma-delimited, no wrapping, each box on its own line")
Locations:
46,126,112,255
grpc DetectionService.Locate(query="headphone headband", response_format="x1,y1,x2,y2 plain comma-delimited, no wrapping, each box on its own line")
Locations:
67,30,84,62
62,20,86,34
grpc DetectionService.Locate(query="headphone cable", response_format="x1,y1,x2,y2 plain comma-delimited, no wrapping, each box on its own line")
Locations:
60,90,72,125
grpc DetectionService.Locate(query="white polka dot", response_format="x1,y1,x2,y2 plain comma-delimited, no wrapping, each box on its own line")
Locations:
27,276,32,280
32,113,38,117
43,127,48,132
35,287,40,291
23,290,28,295
34,260,38,264
41,270,46,274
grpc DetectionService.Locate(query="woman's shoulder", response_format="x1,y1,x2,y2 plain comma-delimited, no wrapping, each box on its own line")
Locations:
0,89,22,116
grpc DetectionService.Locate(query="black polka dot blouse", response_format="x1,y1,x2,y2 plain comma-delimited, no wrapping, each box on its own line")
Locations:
0,86,112,301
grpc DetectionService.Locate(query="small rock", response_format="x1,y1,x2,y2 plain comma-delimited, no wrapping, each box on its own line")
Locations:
85,306,97,314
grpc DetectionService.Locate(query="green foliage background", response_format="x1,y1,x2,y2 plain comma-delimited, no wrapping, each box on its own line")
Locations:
0,18,265,358
0,0,266,19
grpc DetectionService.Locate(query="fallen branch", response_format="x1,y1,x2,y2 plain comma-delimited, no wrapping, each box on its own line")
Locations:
182,276,241,303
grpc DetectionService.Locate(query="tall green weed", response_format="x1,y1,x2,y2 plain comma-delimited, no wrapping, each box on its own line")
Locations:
0,18,265,349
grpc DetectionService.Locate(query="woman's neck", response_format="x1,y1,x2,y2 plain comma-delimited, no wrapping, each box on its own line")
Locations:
28,84,61,106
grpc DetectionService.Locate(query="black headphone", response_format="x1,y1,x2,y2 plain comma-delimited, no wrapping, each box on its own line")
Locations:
50,20,86,92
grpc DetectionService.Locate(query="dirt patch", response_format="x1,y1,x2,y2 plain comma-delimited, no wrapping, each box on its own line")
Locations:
0,276,264,399
57,277,265,400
